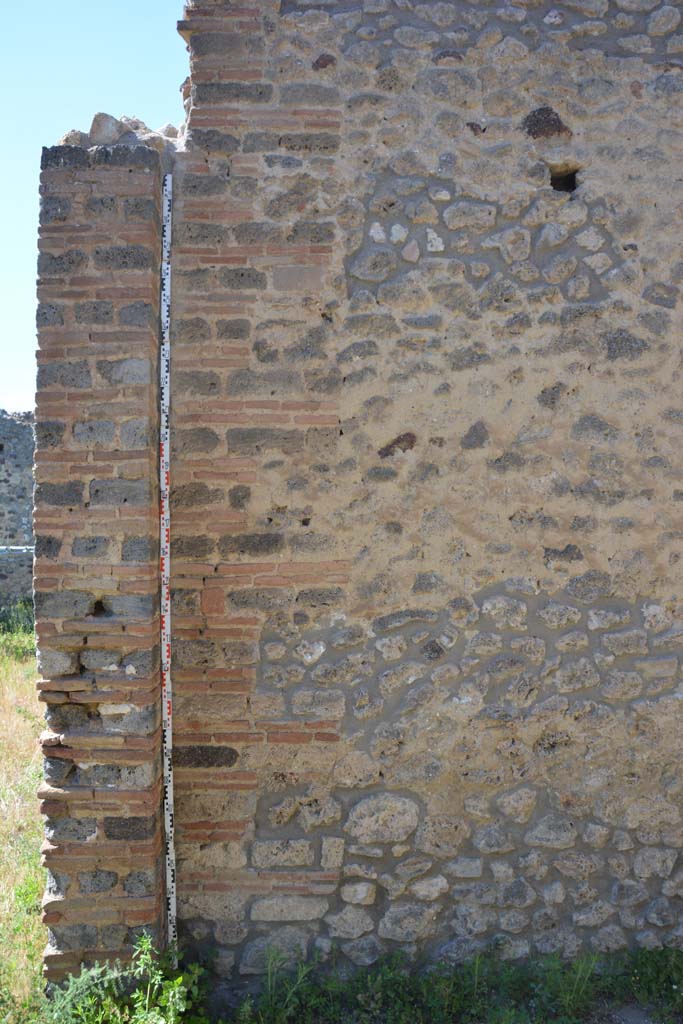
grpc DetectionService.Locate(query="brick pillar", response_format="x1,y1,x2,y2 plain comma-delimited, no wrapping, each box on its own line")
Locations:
170,2,350,977
35,145,164,979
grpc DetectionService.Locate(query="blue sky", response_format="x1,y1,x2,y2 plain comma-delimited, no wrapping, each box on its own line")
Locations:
1,1,188,413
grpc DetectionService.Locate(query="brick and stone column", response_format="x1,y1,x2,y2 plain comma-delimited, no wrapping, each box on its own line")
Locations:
35,145,164,979
170,1,349,984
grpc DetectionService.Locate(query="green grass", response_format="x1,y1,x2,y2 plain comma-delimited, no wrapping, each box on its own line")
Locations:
5,938,683,1024
0,606,46,1024
630,948,683,1021
0,599,35,660
232,948,683,1023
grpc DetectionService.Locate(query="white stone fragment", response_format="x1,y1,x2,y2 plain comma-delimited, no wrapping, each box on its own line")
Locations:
410,875,449,901
616,0,658,12
567,275,591,300
642,603,673,632
294,640,326,664
576,226,606,251
490,37,529,61
375,635,407,661
648,5,681,34
587,608,629,630
345,794,420,843
99,703,134,715
584,252,612,274
557,201,588,228
426,228,445,252
563,0,608,14
447,857,483,877
443,200,497,231
537,223,569,249
482,227,531,263
251,896,328,922
325,905,374,939
341,882,376,905
321,837,345,869
89,112,124,145
369,221,387,243
378,903,438,941
394,26,440,48
59,129,90,146
618,33,653,53
544,9,564,23
543,881,566,904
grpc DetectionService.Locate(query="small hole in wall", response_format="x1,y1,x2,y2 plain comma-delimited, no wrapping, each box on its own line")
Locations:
91,599,107,617
301,517,311,527
551,169,578,193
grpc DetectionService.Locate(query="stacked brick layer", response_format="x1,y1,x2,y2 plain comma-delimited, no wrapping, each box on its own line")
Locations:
35,146,164,977
170,4,348,988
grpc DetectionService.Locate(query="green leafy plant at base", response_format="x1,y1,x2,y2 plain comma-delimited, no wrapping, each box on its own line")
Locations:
38,935,214,1024
4,933,683,1024
232,946,683,1024
630,947,683,1022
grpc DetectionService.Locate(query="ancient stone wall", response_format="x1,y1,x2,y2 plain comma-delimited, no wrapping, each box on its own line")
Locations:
35,145,166,978
0,410,34,605
36,0,683,1002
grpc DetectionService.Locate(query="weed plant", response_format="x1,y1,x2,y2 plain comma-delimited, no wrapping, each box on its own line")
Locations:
44,934,210,1024
232,946,683,1024
3,920,683,1023
0,633,43,1024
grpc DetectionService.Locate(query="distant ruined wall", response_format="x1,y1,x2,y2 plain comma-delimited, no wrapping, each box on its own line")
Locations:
0,410,34,605
36,0,683,1006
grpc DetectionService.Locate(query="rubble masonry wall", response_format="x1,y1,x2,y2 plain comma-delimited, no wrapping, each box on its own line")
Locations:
35,0,683,1002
